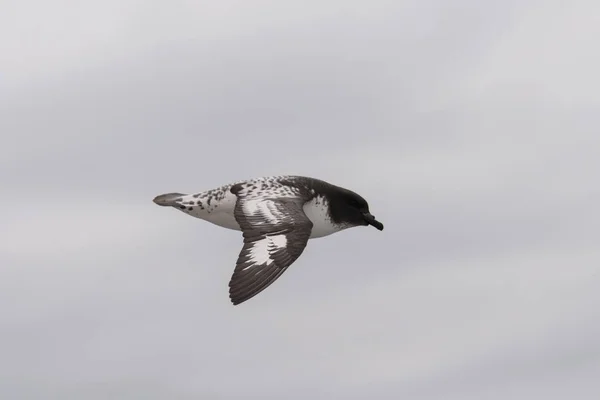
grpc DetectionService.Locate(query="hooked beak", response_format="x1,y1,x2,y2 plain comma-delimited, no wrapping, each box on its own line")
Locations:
363,212,384,231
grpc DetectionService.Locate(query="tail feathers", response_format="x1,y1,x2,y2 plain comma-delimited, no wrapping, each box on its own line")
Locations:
153,193,187,207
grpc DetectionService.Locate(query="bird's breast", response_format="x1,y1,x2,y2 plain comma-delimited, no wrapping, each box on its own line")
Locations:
302,196,345,239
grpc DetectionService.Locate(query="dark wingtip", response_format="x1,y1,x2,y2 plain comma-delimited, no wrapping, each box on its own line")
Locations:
229,293,245,306
153,193,186,207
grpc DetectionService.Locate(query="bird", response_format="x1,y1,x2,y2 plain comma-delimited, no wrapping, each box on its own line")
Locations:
153,175,384,305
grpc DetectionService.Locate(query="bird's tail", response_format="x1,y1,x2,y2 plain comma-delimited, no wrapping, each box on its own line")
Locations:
152,193,187,207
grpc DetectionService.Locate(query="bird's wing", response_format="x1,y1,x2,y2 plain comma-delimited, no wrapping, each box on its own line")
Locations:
228,183,313,305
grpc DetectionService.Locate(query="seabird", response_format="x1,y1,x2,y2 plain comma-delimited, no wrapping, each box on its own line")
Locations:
153,175,384,305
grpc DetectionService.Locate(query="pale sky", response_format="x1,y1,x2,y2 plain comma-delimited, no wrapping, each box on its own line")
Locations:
1,1,599,399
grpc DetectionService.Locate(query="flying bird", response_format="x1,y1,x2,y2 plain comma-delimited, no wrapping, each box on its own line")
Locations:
153,175,384,305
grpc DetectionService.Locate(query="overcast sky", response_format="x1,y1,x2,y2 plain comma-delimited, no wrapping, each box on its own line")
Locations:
1,0,599,399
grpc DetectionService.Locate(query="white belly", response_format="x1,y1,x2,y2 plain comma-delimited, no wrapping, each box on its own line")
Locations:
303,197,344,239
202,210,240,230
180,188,241,231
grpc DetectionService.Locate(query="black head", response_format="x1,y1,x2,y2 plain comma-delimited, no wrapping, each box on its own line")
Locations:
328,188,384,231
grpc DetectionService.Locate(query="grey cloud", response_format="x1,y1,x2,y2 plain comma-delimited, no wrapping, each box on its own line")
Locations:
1,0,599,399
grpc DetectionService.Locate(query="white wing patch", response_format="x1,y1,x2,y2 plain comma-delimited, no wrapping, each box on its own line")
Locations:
242,198,262,216
269,233,287,249
243,234,288,271
242,198,290,225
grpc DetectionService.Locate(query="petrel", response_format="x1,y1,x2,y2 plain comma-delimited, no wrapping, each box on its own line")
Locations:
153,175,384,305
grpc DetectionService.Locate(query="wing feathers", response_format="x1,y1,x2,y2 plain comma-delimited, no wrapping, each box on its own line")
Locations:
228,185,313,305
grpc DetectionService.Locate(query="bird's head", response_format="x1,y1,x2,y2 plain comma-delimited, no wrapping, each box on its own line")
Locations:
330,189,384,231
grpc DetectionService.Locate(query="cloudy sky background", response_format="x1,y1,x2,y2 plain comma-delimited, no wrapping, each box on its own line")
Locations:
1,0,599,398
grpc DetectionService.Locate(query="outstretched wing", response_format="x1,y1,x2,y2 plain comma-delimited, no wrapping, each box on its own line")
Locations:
229,184,313,305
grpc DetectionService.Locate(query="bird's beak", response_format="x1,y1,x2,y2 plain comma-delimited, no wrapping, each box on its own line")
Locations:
363,212,384,231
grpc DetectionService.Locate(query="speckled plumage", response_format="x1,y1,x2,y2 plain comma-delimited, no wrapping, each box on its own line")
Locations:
153,175,384,305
